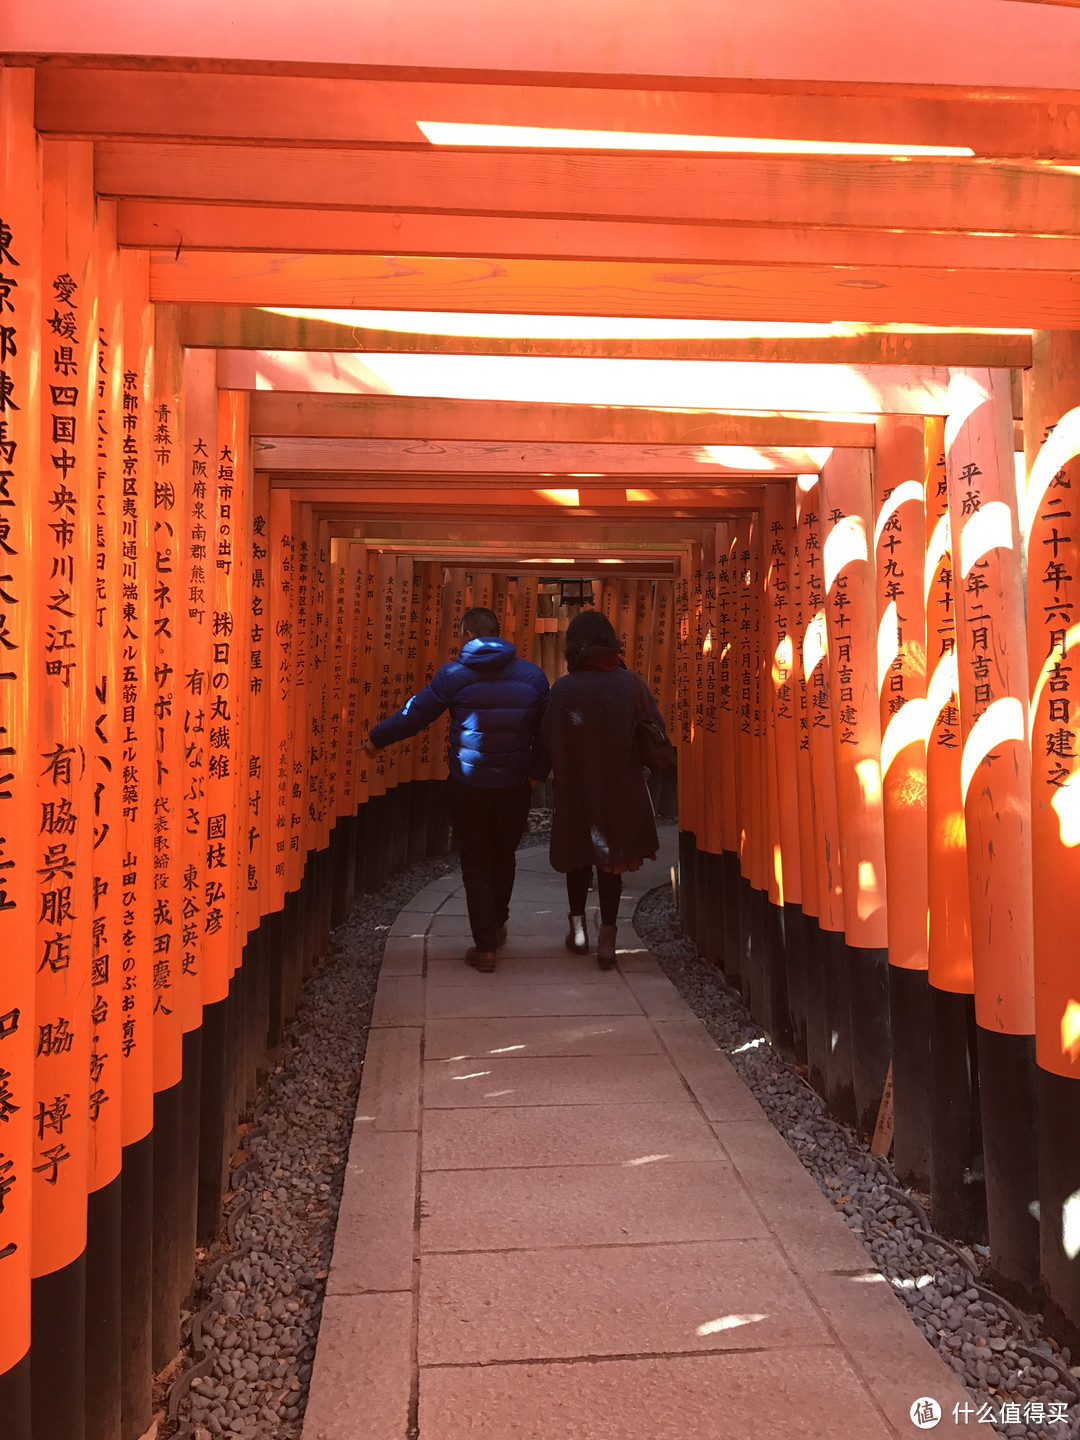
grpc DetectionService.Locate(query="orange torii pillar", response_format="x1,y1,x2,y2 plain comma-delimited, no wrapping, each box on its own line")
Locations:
245,472,275,1065
645,574,678,824
147,304,191,1373
789,485,823,1077
0,68,38,1440
1023,333,1080,1333
713,530,743,992
405,559,432,866
693,534,724,968
39,137,104,1440
31,138,97,1440
694,532,723,969
674,557,697,940
946,366,1038,1292
730,514,771,1022
820,450,891,1136
873,416,931,1190
87,196,128,1440
420,560,453,856
764,486,802,1060
923,416,982,1241
268,486,301,990
326,537,351,920
798,479,852,1121
118,247,158,1440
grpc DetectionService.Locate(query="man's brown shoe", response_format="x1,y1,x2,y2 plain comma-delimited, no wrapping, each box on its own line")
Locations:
465,947,497,972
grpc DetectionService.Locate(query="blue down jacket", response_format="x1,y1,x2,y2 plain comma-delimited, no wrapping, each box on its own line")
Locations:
368,637,549,788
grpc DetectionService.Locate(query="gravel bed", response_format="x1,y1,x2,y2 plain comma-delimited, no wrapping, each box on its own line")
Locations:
165,853,455,1440
634,883,1080,1440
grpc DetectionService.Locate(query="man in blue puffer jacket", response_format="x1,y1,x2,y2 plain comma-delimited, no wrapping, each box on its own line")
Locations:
364,606,549,971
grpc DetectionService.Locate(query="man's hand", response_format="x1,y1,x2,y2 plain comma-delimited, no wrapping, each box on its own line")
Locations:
362,737,379,758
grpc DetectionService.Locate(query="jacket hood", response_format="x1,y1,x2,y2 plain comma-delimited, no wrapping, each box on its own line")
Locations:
459,636,517,671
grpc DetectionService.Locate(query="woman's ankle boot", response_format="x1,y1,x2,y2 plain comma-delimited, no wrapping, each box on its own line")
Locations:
597,924,617,969
565,912,589,954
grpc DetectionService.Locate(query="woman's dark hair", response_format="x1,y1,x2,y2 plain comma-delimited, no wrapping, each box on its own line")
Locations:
564,608,621,669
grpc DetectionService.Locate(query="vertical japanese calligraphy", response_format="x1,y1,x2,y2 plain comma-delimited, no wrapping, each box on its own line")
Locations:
0,66,41,1382
34,139,95,1283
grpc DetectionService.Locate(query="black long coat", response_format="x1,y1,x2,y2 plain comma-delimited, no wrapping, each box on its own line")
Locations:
539,666,662,872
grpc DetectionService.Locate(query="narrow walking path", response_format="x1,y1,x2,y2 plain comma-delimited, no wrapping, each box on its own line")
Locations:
303,836,969,1439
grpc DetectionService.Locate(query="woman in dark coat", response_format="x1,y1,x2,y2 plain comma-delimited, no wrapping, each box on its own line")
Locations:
540,609,668,967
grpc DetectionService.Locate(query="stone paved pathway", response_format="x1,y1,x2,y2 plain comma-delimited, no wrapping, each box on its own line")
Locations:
303,836,969,1439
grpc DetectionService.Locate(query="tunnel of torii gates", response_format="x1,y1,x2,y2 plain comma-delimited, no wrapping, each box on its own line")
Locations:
6,6,1080,1437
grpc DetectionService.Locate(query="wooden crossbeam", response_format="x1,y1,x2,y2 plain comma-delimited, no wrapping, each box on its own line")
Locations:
35,68,1080,159
248,392,875,446
8,0,1080,88
342,518,721,543
221,348,952,415
251,437,830,474
152,252,1079,329
182,306,1034,368
120,201,1080,275
346,553,678,576
265,481,766,508
97,143,1080,236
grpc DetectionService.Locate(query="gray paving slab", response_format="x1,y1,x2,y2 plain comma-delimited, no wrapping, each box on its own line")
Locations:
422,1102,720,1170
306,835,977,1440
422,1052,689,1108
424,953,630,985
302,1292,412,1440
418,1238,830,1364
419,1159,768,1251
424,981,644,1019
418,1349,897,1440
423,1013,663,1060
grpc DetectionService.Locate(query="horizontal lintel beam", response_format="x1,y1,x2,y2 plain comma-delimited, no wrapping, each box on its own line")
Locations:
99,142,1080,237
120,201,1080,274
220,348,951,415
152,252,1078,329
182,305,1034,368
251,436,828,474
265,481,766,508
248,391,875,446
36,69,1080,159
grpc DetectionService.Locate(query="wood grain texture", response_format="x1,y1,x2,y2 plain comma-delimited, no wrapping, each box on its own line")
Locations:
181,306,1034,368
262,481,765,508
248,391,876,445
119,201,1080,274
98,142,1080,236
250,437,835,474
37,68,1080,158
152,252,1080,328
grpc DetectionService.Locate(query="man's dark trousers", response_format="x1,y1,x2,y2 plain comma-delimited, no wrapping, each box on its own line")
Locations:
446,777,533,951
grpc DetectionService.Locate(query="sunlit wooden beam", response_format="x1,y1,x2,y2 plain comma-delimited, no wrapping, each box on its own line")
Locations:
120,201,1080,274
221,348,953,415
267,480,765,508
98,143,1080,236
248,392,875,446
36,68,1080,159
153,252,1079,329
340,517,723,544
182,306,1033,367
252,436,830,474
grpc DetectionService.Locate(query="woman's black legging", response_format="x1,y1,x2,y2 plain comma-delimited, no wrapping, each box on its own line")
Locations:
566,867,622,926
